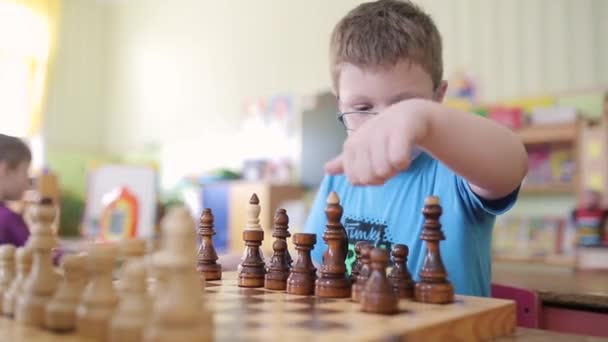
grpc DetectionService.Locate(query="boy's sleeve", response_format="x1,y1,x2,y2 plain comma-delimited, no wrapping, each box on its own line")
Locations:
454,175,520,217
303,175,333,265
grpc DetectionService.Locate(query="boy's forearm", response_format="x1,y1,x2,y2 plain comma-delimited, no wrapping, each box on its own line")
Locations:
419,101,528,200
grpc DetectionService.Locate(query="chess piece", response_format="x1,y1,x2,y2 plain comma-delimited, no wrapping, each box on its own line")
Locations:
272,208,292,267
388,244,415,299
414,196,454,304
15,198,59,327
45,253,88,332
264,239,290,290
76,243,119,341
245,193,263,231
197,208,222,282
361,248,398,315
144,206,212,342
238,194,264,273
0,244,16,311
148,250,169,297
3,247,32,317
351,243,372,302
315,192,350,298
238,229,265,288
351,241,369,284
109,259,150,342
118,238,147,290
286,233,317,295
120,238,147,261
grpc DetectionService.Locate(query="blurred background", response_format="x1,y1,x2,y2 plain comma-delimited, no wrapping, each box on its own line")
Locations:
2,0,608,268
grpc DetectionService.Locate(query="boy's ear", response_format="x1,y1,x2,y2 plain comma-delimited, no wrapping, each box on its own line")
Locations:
434,80,448,103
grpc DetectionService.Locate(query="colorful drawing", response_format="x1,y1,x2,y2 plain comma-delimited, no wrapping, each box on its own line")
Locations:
98,186,139,242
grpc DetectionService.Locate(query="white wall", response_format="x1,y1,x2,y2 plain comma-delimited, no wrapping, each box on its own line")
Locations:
101,0,608,152
45,0,608,190
46,0,110,152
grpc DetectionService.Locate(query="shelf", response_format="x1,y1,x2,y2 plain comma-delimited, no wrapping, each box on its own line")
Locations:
493,254,576,268
515,122,578,145
521,182,574,194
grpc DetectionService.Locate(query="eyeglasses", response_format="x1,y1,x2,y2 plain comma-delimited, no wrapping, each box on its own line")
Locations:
336,111,379,131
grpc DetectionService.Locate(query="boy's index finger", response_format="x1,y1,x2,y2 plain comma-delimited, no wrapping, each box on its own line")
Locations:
324,154,345,175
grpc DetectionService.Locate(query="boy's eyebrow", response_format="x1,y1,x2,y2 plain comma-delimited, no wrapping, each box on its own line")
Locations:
342,94,374,104
388,91,419,103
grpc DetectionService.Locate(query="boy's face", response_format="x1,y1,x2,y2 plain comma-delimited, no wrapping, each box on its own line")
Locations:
0,161,31,201
337,59,447,131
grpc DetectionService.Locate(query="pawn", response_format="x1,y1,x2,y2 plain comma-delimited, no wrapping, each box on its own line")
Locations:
351,244,372,302
361,248,398,315
351,241,369,284
238,229,265,288
120,238,147,262
388,244,415,299
144,206,212,342
286,233,317,296
264,239,290,290
15,198,59,327
45,253,88,332
3,247,33,317
0,245,16,310
109,259,150,342
272,209,292,267
118,238,147,290
76,243,119,341
197,208,222,282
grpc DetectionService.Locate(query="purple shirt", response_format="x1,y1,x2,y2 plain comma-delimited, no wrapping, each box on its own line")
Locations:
0,202,30,247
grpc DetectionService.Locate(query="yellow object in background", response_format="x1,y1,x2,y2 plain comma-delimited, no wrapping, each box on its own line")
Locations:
587,172,604,191
503,95,555,114
587,140,602,159
444,98,472,112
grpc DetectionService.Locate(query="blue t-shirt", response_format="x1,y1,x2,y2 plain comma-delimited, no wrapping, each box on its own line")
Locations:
303,152,519,297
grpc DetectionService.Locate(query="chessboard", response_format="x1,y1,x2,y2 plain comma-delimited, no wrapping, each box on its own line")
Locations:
0,193,517,342
0,270,516,342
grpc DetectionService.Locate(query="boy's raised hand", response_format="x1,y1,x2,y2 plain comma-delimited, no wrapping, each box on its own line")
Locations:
324,99,431,185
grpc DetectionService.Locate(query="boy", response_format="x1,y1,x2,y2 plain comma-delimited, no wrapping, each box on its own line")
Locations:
0,134,32,247
304,0,528,297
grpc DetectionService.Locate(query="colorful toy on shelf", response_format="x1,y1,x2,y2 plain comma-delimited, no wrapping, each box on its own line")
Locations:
571,189,608,247
98,186,139,242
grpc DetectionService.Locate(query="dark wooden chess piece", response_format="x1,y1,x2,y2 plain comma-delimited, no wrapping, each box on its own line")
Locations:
196,208,222,282
238,230,265,288
315,192,350,298
414,196,454,304
264,239,290,290
351,243,372,302
351,241,369,284
388,244,414,299
286,233,316,295
361,248,398,315
272,209,293,267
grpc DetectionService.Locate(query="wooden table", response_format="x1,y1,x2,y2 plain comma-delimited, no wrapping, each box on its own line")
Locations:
493,262,608,337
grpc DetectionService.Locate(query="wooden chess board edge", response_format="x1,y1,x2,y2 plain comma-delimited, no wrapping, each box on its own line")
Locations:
402,300,517,341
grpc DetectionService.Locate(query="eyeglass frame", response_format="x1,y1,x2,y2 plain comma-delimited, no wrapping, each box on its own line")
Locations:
335,87,443,131
336,110,379,131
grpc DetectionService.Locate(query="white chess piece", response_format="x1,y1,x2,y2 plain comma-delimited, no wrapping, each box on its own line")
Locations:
144,206,213,342
15,199,59,327
3,247,32,317
0,244,16,310
109,259,150,342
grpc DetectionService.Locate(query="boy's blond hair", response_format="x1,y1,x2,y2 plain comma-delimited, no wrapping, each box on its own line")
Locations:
0,134,31,169
329,0,443,92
